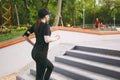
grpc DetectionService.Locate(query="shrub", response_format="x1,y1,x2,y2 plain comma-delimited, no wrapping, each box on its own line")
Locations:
0,26,27,34
16,27,28,31
0,28,12,34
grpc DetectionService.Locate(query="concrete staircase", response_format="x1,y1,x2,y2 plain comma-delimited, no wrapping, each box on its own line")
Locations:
16,45,120,80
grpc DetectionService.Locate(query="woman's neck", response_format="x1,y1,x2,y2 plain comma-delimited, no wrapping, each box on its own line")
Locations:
41,18,46,23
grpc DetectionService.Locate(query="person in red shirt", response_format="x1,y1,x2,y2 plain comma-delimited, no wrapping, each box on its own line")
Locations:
95,18,100,29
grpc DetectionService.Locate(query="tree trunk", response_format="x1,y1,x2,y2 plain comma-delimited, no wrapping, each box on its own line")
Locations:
23,0,30,23
15,4,20,26
53,0,62,27
0,2,2,27
93,0,96,24
71,7,75,27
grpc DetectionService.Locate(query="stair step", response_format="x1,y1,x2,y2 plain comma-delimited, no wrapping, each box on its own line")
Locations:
72,46,120,57
55,56,120,79
30,68,74,80
53,62,118,80
30,68,36,76
67,50,120,60
65,50,120,66
16,69,35,80
51,72,74,80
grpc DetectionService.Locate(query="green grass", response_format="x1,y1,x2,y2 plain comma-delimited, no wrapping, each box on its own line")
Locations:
0,30,26,42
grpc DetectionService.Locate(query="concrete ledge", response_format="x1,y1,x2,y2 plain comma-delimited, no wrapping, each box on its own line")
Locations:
1,26,120,48
0,34,35,48
0,27,59,48
58,27,120,35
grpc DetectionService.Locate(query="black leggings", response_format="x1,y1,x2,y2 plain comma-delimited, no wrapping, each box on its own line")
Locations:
32,47,54,80
36,58,54,80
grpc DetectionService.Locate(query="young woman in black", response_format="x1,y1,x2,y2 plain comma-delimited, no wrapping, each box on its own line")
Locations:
23,8,60,80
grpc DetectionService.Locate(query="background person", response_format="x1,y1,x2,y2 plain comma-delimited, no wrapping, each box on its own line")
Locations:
95,18,100,29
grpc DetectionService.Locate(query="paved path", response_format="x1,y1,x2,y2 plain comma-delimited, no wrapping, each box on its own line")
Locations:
0,30,120,78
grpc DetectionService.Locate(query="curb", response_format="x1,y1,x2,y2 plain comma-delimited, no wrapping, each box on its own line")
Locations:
58,27,120,35
0,26,120,48
0,27,59,48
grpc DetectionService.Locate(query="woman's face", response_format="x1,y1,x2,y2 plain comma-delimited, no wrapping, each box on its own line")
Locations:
45,15,50,22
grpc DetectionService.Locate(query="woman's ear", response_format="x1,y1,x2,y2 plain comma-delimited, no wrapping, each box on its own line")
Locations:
45,15,50,18
45,15,50,22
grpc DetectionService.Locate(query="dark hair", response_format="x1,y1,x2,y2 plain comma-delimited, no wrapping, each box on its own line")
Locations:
38,8,51,19
34,8,51,33
34,19,41,34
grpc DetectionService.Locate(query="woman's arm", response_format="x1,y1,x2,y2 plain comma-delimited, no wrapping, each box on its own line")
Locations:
23,36,34,46
44,35,60,43
23,25,35,46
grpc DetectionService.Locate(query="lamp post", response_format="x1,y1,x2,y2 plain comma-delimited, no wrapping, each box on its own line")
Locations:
111,0,115,29
113,0,116,29
113,13,116,29
83,0,85,28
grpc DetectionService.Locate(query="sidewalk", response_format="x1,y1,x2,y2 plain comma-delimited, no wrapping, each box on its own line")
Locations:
0,30,120,79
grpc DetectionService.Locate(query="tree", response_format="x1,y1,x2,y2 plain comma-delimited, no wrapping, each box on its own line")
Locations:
0,0,120,28
15,4,20,26
23,0,30,24
41,0,50,8
53,0,62,27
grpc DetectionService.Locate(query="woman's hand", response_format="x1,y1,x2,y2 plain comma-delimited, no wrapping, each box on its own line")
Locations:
44,35,60,43
55,35,60,40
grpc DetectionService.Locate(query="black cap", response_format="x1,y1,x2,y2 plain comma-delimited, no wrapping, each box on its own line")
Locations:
38,8,51,19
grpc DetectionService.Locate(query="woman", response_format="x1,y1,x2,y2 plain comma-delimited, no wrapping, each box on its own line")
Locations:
95,18,100,29
23,8,60,80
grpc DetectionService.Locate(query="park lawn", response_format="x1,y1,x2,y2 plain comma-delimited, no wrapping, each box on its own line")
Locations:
0,30,25,42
